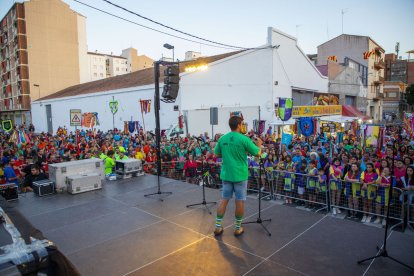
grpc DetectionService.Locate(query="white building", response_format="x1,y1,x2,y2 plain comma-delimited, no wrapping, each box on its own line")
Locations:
185,51,202,61
85,52,130,82
87,52,107,81
106,55,129,77
32,27,328,135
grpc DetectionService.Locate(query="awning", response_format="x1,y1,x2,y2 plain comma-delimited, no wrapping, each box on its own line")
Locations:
342,105,370,120
269,118,296,125
319,115,358,123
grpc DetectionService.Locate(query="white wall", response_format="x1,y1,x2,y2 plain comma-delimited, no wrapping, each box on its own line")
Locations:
317,35,369,66
179,48,274,125
31,85,179,133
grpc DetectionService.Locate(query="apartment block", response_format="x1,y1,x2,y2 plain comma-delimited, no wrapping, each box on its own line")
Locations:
317,34,385,122
0,0,87,124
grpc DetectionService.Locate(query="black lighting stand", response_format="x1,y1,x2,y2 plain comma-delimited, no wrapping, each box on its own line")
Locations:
242,158,272,236
186,139,216,214
144,61,172,201
357,125,414,272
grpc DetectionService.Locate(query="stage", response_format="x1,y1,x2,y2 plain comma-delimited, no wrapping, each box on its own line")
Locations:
8,175,414,275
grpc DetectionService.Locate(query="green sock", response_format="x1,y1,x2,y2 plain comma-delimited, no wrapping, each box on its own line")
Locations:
235,215,243,230
215,214,223,228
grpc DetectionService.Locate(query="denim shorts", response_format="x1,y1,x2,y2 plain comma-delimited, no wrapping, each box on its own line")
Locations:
222,180,247,201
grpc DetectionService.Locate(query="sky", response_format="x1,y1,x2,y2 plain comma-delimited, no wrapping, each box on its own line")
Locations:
1,0,413,61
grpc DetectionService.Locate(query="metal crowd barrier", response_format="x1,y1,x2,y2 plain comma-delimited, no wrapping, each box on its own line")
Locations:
407,192,414,231
140,159,413,231
329,178,405,229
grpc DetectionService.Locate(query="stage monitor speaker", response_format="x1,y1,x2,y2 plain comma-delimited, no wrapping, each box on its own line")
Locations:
210,107,218,125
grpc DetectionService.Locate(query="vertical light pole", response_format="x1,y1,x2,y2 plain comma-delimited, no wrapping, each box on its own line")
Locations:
163,43,175,62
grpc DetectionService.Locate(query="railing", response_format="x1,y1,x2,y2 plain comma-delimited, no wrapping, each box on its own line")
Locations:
136,160,413,231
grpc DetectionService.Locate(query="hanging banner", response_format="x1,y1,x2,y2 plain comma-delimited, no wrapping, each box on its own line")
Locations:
109,100,119,114
281,132,293,145
365,125,380,147
321,123,337,133
82,112,100,128
299,117,314,137
128,121,136,133
140,100,151,114
278,98,293,121
2,120,13,132
292,105,342,118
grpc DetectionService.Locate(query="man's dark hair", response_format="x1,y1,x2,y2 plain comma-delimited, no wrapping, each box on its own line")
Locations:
229,116,243,131
31,164,40,171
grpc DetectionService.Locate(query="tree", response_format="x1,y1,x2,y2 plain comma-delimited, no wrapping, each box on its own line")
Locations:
407,84,414,105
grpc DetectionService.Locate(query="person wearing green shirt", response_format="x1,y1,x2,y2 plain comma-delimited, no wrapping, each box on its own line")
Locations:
213,116,262,237
116,151,128,161
104,150,116,175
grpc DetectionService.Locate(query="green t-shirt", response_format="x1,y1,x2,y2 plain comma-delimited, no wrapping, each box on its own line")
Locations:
104,157,115,175
214,132,260,182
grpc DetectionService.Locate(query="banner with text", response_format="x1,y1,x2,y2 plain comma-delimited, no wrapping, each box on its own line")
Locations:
292,105,342,118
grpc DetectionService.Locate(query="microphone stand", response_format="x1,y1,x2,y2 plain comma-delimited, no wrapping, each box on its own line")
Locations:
186,138,216,214
357,126,414,271
242,157,272,236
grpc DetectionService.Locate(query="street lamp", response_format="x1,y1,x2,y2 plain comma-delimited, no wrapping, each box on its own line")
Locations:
163,43,174,62
33,84,40,100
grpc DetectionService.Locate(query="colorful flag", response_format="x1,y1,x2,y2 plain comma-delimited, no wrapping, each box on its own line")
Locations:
140,100,151,114
299,117,314,137
109,100,118,115
278,98,293,121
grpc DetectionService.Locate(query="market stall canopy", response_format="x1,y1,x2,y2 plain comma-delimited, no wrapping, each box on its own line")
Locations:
342,105,370,120
269,118,296,125
319,115,357,123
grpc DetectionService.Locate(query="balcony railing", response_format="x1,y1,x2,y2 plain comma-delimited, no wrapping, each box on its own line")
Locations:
373,91,384,100
374,59,385,70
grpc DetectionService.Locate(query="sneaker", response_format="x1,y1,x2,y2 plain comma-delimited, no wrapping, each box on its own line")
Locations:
366,216,373,223
285,199,289,204
374,217,381,224
337,208,342,214
361,215,367,223
214,227,223,236
332,208,337,215
234,227,244,237
382,219,387,227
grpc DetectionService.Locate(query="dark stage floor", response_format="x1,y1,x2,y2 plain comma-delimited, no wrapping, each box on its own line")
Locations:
8,175,414,276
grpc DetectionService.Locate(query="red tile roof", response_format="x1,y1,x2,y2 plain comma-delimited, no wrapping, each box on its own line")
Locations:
39,51,242,101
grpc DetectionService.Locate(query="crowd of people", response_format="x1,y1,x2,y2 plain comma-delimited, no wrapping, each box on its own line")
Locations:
0,124,413,226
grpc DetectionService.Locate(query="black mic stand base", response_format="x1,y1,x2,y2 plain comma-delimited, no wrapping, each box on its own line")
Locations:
357,246,414,271
144,191,173,202
242,217,272,236
186,200,217,214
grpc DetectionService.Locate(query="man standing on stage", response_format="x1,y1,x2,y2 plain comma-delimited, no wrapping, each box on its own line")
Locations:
213,116,262,236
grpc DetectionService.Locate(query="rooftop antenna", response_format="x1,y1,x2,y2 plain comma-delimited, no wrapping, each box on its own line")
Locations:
341,9,348,34
295,25,301,38
395,42,400,58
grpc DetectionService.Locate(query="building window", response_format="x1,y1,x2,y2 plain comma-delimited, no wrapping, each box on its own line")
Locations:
93,73,97,77
93,65,97,69
100,65,103,69
116,67,119,71
387,92,397,98
100,73,103,77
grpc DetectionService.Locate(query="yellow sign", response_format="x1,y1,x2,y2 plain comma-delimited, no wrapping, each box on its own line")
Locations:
292,105,342,118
